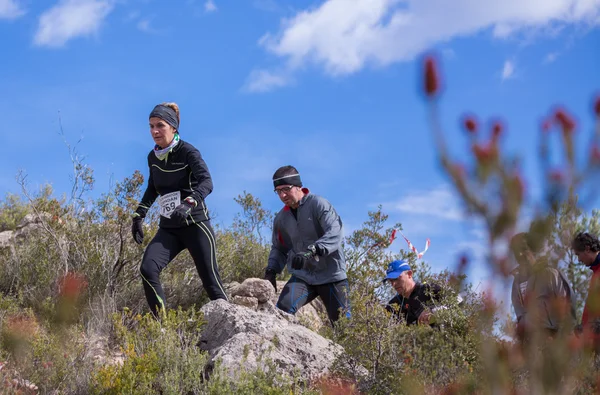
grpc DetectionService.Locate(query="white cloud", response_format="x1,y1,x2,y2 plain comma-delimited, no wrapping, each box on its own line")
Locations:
34,0,115,48
136,18,151,33
544,51,560,63
385,185,465,221
126,11,159,34
0,0,25,19
441,47,456,59
251,0,600,89
243,69,292,93
125,10,140,22
204,0,217,13
501,59,515,80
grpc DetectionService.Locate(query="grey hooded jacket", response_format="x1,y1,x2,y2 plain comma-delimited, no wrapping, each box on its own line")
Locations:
267,190,347,285
512,265,576,333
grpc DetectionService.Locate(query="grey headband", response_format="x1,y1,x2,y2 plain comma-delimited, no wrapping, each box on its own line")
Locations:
149,105,179,131
273,173,302,188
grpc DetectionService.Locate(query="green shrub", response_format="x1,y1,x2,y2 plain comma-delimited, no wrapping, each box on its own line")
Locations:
90,306,208,394
0,193,28,232
206,359,320,395
0,310,92,393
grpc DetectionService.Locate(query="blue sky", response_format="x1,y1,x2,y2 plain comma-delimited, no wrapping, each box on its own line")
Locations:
1,0,599,312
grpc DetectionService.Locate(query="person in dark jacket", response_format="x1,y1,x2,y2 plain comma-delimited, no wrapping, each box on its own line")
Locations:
263,165,350,324
510,232,576,341
384,260,444,325
132,102,227,317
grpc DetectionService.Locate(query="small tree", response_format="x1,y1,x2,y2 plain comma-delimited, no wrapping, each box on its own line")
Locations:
215,191,273,284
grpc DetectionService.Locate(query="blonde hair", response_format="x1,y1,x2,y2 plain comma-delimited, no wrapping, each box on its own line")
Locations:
160,102,180,125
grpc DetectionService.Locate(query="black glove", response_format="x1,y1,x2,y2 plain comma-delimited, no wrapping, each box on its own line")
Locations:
292,252,311,270
264,268,277,292
131,216,144,245
171,198,196,224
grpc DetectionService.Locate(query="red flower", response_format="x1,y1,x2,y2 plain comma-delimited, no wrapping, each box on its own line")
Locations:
462,115,478,134
554,108,576,132
423,56,439,97
492,121,503,140
472,144,492,162
59,272,88,299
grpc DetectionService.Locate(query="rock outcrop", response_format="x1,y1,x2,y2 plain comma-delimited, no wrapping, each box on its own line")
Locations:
228,278,328,331
0,213,52,249
199,298,342,382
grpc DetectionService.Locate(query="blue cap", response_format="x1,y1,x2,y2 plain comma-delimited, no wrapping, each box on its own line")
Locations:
383,260,411,281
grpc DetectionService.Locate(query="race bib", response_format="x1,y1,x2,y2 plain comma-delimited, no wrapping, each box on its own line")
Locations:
159,191,181,219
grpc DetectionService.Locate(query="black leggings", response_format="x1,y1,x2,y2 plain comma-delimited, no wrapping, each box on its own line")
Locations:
140,220,227,316
276,276,350,323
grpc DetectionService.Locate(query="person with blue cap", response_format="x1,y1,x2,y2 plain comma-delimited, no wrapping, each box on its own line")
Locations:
383,259,443,325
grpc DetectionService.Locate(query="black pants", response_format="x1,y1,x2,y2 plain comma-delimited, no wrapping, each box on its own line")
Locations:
140,220,227,316
276,276,350,323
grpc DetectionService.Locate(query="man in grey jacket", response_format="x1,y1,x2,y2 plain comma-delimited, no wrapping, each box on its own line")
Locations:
264,165,350,323
510,232,576,342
